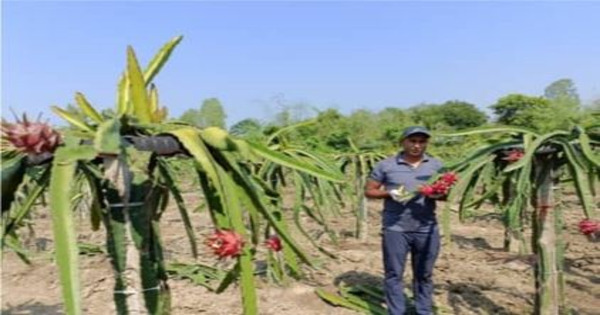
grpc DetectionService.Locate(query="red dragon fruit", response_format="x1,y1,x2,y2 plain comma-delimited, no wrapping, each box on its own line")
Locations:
205,229,244,259
265,235,282,252
1,115,61,155
419,171,458,197
419,185,436,197
431,181,450,195
578,219,599,236
440,172,458,185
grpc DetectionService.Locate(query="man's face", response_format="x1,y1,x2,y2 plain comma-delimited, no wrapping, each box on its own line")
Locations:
401,134,429,158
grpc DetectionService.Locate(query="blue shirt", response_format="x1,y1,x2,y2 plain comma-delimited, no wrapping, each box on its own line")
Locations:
369,152,443,233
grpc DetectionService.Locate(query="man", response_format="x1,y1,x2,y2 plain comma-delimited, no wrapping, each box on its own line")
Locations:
364,126,443,315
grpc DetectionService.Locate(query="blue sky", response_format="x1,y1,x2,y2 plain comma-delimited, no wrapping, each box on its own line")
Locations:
2,1,599,127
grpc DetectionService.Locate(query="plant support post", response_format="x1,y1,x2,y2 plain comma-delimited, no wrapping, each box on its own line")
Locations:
532,154,564,315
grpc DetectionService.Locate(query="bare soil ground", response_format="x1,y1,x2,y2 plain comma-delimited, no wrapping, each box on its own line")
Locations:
2,189,599,315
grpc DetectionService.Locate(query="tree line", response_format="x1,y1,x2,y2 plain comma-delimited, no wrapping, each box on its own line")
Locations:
63,78,598,159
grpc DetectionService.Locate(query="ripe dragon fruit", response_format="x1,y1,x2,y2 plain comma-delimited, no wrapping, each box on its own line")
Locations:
265,235,282,252
578,219,599,236
419,171,458,197
1,115,61,155
440,171,458,185
419,185,436,197
205,229,244,258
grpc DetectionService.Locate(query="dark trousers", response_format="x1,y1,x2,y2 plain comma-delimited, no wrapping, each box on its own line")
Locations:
382,227,440,315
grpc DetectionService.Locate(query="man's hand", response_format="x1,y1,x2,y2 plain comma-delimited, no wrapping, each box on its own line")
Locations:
389,186,411,203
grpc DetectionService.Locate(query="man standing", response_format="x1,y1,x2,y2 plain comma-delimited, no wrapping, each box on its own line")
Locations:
364,126,443,315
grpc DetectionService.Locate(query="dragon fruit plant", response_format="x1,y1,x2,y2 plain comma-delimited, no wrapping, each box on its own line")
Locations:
336,137,388,241
1,115,62,213
263,234,287,284
440,125,599,314
1,36,345,315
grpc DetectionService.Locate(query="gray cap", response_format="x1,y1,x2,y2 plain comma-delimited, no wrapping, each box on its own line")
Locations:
401,126,431,139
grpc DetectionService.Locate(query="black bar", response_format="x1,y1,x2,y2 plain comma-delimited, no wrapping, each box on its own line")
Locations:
26,135,188,165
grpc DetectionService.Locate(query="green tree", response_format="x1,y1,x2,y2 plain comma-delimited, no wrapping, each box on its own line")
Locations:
374,107,415,147
199,98,227,129
544,78,580,104
580,98,600,127
490,94,550,130
314,109,350,150
408,103,446,130
179,108,202,126
291,109,349,150
591,98,600,111
229,118,264,141
346,109,380,148
179,98,227,128
542,79,583,130
270,102,317,127
408,101,487,131
438,100,488,129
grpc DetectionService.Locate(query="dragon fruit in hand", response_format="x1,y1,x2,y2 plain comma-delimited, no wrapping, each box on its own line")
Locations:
419,171,458,198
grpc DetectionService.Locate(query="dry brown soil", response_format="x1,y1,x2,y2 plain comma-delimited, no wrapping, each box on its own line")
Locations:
2,188,599,315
